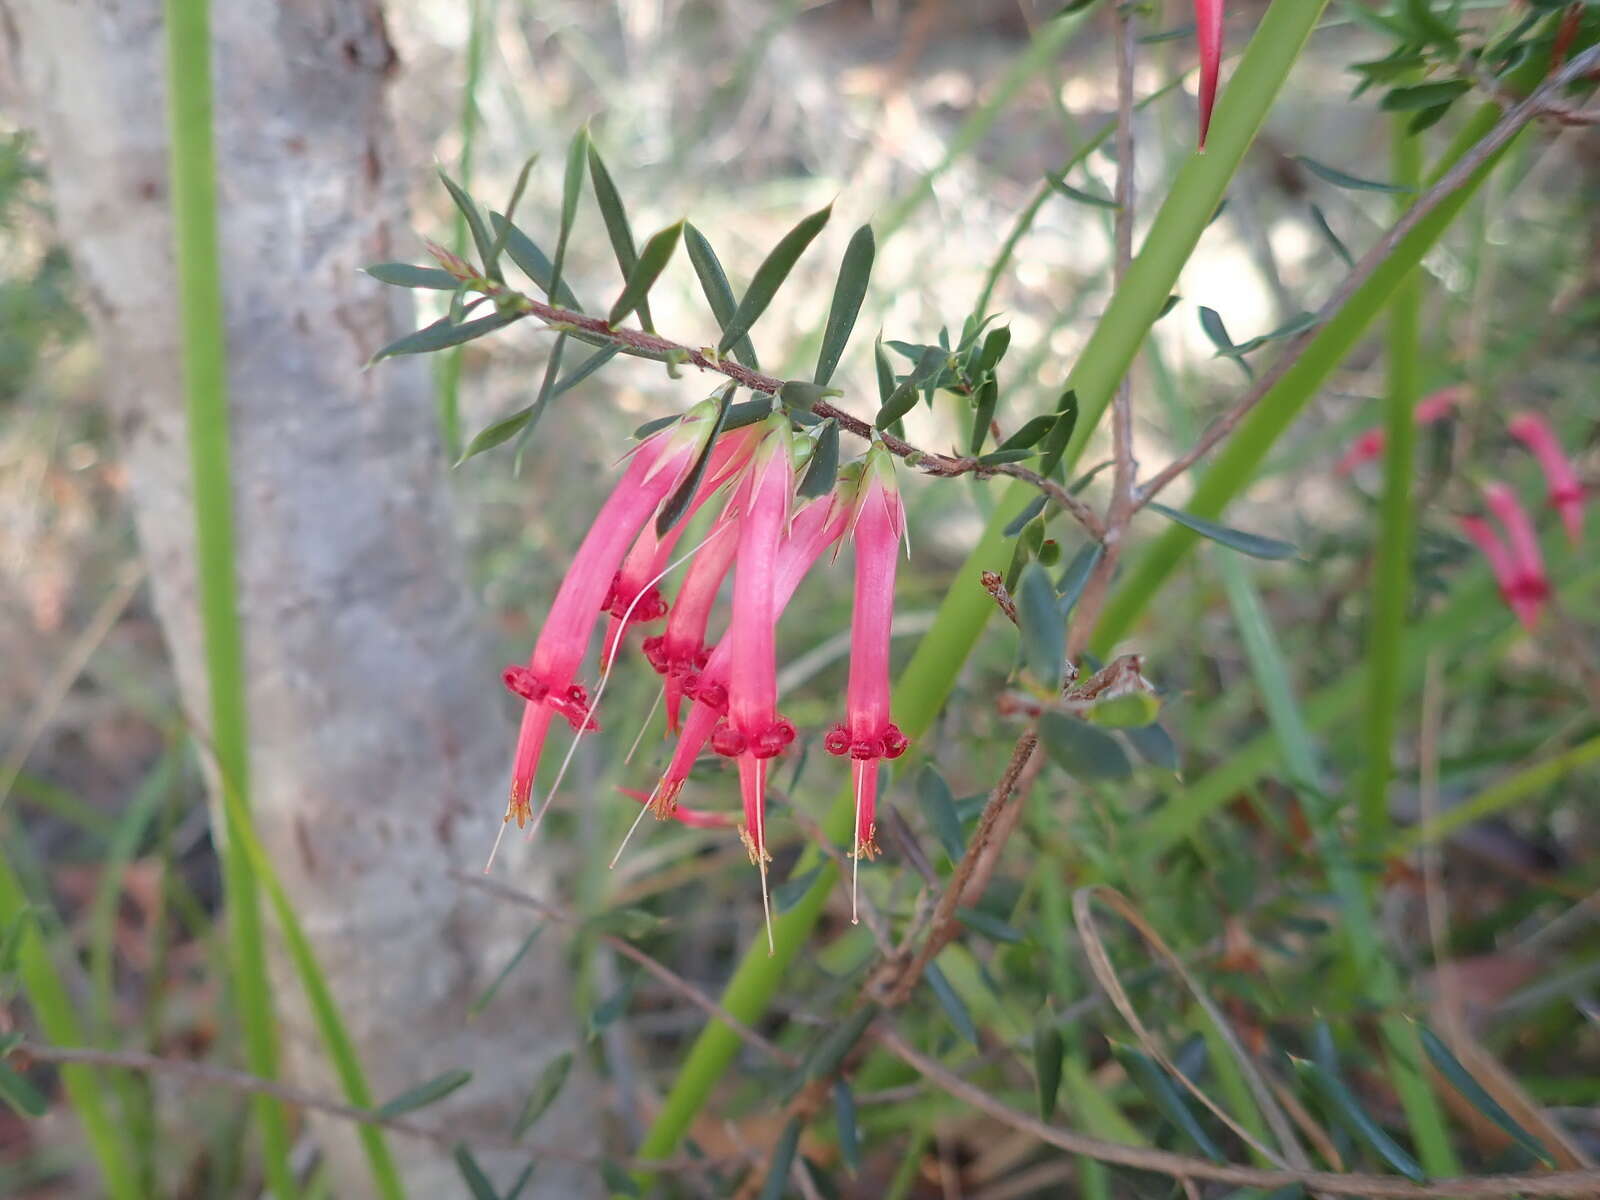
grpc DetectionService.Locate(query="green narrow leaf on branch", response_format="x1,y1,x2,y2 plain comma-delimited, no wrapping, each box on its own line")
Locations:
833,1082,861,1173
970,377,1000,455
439,170,499,281
1146,502,1297,560
1124,722,1181,771
1309,203,1355,267
454,1143,500,1200
683,223,760,369
484,153,538,281
924,961,979,1045
1034,1016,1064,1118
917,764,966,862
488,214,584,311
375,1069,473,1119
657,383,736,536
1198,306,1254,377
0,1060,47,1118
1112,1042,1226,1162
470,926,543,1017
798,420,841,499
1048,174,1119,208
586,141,653,331
814,224,875,385
997,414,1058,452
1414,1024,1555,1166
363,262,460,289
1038,712,1131,780
1292,1055,1427,1182
371,311,519,365
1016,561,1065,689
548,127,589,305
608,220,684,327
1295,155,1415,193
717,203,832,355
1381,80,1470,111
759,1119,802,1200
516,1052,574,1139
1037,389,1079,476
1057,542,1102,617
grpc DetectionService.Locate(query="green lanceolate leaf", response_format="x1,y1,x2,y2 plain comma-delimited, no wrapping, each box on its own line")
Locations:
485,153,539,281
586,141,653,331
924,961,979,1045
1380,79,1470,111
438,170,499,281
1039,711,1131,780
814,224,875,386
1124,722,1180,771
1198,305,1253,377
977,448,1036,465
656,383,736,537
717,203,832,355
609,220,684,327
549,127,589,305
778,380,836,414
955,907,1025,943
1016,561,1064,690
1004,496,1048,538
759,1118,802,1200
470,926,543,1017
0,1059,47,1118
1034,1016,1064,1119
802,1005,880,1084
1292,1056,1427,1182
975,324,1011,375
488,214,584,311
1230,311,1322,356
1415,1024,1555,1166
918,764,965,862
1057,542,1102,617
1295,155,1415,194
363,262,460,289
683,223,760,369
1309,203,1355,267
798,420,841,499
370,310,519,364
833,1082,861,1173
1112,1043,1226,1163
1147,502,1297,560
516,1051,574,1139
997,414,1058,453
970,376,1000,455
1037,389,1079,476
1048,174,1119,208
453,1143,500,1200
375,1069,473,1119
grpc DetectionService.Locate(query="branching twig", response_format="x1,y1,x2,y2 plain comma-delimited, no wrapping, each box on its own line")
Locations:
454,872,797,1068
479,291,1108,539
875,1025,1600,1197
1136,44,1600,508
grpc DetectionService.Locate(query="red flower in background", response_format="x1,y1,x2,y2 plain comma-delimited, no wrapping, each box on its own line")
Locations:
1507,411,1586,547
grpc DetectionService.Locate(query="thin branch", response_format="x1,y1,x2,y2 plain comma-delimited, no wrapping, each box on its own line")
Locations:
469,288,1107,539
12,1040,706,1169
1137,43,1600,508
454,871,798,1068
875,1025,1600,1198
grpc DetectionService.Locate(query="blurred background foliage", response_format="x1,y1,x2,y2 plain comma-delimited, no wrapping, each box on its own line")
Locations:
2,0,1598,1195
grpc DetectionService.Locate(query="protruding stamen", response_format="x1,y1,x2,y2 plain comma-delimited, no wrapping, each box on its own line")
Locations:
610,786,657,870
483,815,511,875
755,757,774,956
851,762,864,925
626,690,664,764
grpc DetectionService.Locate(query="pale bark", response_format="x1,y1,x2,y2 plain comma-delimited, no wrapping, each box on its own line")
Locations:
0,1,598,1194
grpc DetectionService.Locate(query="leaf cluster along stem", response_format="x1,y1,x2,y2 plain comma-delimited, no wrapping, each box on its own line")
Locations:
484,289,1109,540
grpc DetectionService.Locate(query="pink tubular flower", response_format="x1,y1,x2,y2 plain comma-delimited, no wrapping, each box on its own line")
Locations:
498,400,724,827
1195,0,1223,150
1508,411,1585,546
1335,386,1463,476
1466,482,1549,631
652,494,846,813
643,505,740,732
824,446,908,916
599,429,757,662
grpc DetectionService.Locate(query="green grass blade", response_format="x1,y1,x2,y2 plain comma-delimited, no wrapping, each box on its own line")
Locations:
161,0,296,1191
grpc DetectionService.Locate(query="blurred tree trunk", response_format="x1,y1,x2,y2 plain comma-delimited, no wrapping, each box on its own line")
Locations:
0,1,598,1194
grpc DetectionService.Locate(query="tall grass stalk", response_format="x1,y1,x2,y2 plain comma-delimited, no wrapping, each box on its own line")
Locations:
0,853,138,1199
161,0,296,1192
